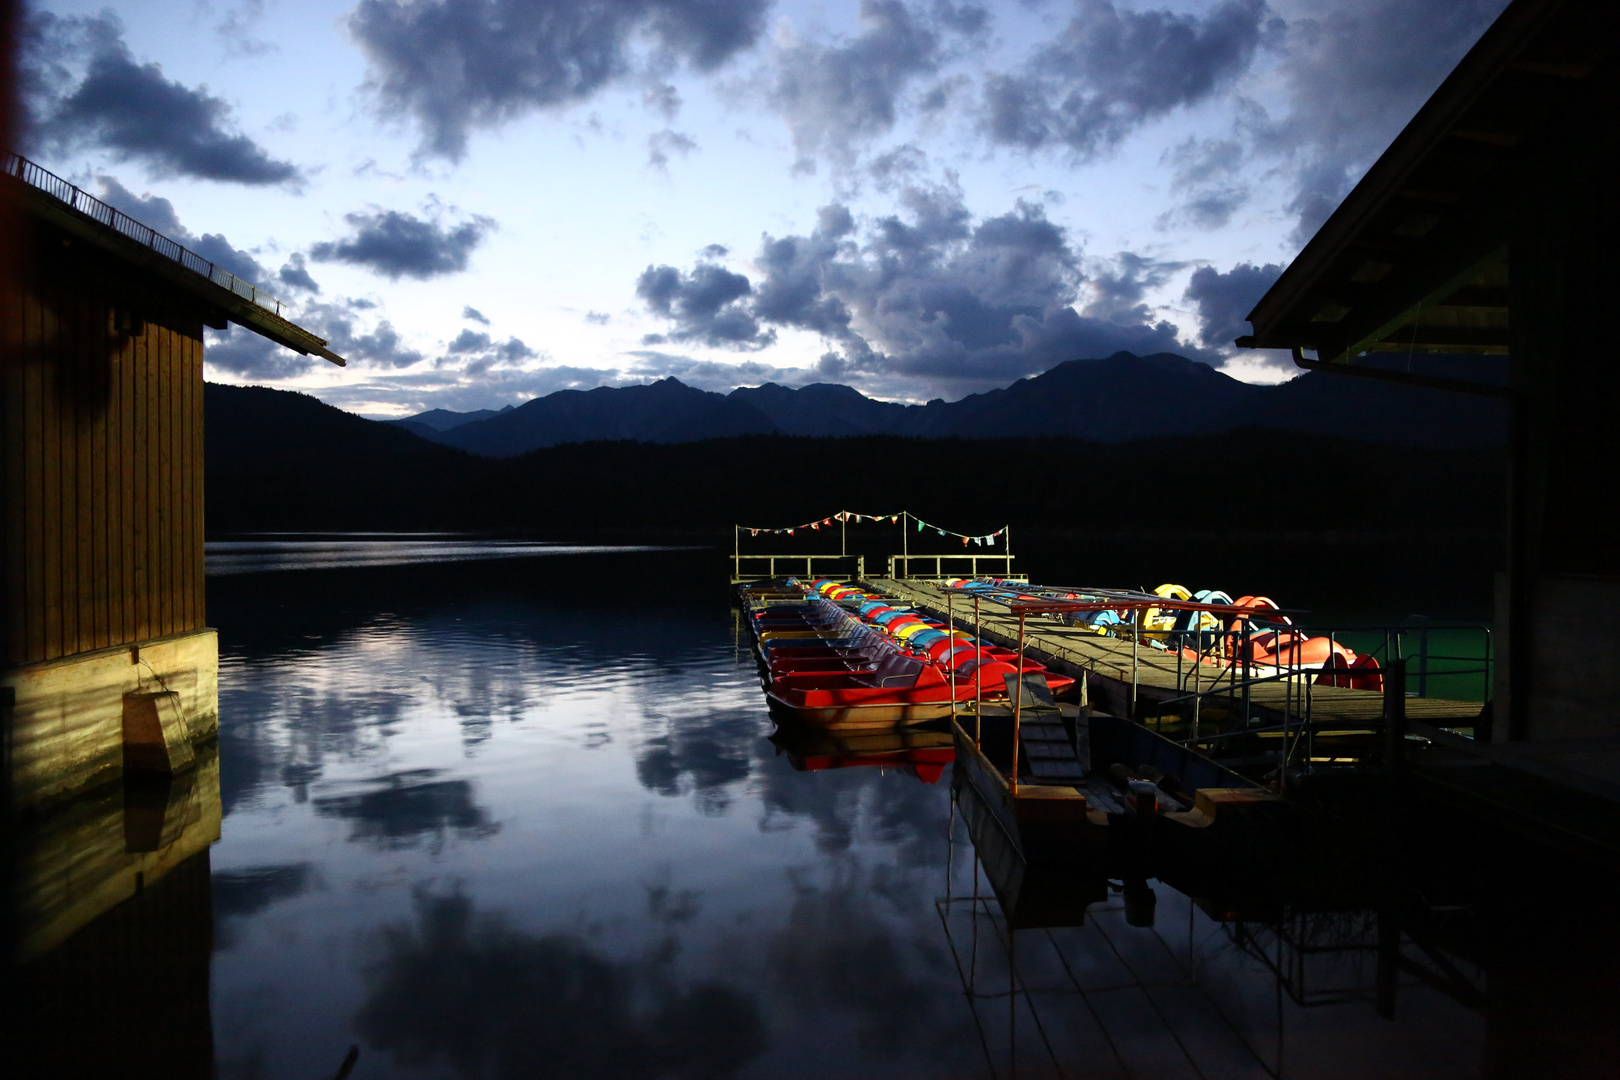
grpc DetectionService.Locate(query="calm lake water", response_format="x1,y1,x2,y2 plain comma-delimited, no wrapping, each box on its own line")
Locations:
18,538,1616,1078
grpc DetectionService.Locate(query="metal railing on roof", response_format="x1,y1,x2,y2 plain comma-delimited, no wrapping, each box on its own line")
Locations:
2,150,289,318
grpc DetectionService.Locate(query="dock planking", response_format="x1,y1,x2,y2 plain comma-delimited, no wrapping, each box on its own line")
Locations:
866,576,1486,733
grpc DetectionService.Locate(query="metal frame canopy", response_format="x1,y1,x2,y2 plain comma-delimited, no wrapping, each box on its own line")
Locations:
1237,0,1617,388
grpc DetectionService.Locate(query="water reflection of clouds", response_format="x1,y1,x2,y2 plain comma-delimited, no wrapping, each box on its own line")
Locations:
356,890,766,1080
759,868,969,1064
210,558,991,1078
206,539,681,576
212,864,316,950
312,770,500,851
757,754,950,862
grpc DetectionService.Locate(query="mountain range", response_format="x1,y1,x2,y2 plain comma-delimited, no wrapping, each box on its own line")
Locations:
386,352,1507,457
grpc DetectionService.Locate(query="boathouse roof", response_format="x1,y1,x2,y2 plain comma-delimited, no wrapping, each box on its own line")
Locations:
1237,0,1617,373
2,150,345,366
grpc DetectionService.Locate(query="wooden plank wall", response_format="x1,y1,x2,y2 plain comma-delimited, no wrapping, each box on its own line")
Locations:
2,219,206,668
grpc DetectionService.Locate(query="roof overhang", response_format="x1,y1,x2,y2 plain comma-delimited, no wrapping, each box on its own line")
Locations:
1238,0,1618,374
3,159,345,366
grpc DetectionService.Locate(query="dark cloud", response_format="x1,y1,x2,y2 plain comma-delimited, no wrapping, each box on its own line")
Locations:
357,890,765,1079
215,0,277,58
1184,260,1284,350
461,305,490,324
646,128,698,171
441,330,538,374
639,181,1208,398
349,0,771,160
1264,0,1508,240
1082,251,1186,324
96,176,270,284
982,0,1268,159
205,324,320,379
298,300,428,368
276,254,320,293
310,208,494,280
446,328,491,353
24,12,302,185
312,769,499,850
769,1,946,170
1158,136,1249,229
635,262,773,350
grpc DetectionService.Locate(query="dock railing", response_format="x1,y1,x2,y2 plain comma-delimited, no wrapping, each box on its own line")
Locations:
888,554,1022,581
731,553,865,583
3,150,291,317
1129,617,1491,771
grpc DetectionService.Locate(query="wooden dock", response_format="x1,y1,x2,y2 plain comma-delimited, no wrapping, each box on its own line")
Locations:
866,577,1487,735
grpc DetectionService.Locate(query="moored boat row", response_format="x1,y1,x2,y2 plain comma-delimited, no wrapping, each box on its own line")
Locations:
737,577,1074,729
939,577,1384,690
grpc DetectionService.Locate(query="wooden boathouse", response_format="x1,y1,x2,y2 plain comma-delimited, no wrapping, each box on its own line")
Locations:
0,151,344,810
1237,1,1620,820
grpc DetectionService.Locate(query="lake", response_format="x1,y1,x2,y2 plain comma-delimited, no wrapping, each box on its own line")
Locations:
14,539,1617,1078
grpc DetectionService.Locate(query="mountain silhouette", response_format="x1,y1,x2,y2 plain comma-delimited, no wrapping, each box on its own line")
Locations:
388,351,1505,456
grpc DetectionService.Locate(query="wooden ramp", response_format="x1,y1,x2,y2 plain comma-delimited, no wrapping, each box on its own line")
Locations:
868,577,1486,733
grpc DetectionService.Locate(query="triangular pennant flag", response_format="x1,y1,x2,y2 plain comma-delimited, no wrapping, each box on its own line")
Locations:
811,522,819,530
750,529,758,536
916,520,924,532
787,528,794,535
937,529,946,536
962,536,970,546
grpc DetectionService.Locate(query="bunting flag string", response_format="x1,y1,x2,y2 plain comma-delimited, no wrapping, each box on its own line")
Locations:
740,509,905,536
739,510,1008,545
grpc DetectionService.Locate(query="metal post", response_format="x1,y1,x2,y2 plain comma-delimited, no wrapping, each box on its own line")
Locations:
1192,634,1202,738
947,591,956,720
1004,527,1011,577
841,513,846,557
1384,659,1408,779
1131,617,1140,721
902,511,909,578
974,594,983,749
1417,626,1429,698
733,525,739,580
1241,619,1252,729
1012,610,1026,796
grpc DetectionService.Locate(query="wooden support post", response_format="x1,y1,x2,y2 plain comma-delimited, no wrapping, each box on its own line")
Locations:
1384,659,1408,777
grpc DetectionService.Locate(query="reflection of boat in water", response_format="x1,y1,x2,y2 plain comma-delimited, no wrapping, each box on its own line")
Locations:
952,666,1285,916
768,719,955,783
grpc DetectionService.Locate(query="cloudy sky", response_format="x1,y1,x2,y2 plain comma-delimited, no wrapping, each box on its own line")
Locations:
18,0,1509,415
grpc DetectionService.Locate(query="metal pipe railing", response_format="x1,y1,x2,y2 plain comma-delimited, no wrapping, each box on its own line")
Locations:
2,149,289,317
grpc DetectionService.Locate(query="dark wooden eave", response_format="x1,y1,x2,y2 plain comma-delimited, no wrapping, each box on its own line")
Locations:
4,172,345,366
1239,0,1619,368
